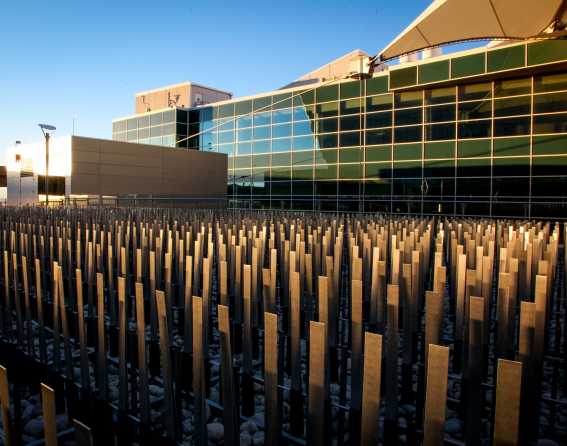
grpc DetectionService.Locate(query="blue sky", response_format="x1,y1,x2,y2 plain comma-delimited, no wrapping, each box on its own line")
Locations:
0,0,435,158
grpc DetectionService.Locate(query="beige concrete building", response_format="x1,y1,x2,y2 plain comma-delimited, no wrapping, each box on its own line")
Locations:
135,82,232,113
6,136,227,206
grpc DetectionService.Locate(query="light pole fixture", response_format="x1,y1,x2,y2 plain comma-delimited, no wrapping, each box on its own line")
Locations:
15,141,21,206
38,124,56,207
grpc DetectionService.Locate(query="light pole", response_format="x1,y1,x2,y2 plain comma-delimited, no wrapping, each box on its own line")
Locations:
38,124,56,207
15,141,21,206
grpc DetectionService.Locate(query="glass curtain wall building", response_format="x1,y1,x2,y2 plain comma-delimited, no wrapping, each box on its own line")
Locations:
113,39,567,218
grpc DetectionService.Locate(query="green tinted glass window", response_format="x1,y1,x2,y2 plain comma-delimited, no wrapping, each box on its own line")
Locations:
533,113,567,134
390,67,418,89
367,94,393,112
423,159,454,177
494,96,531,117
293,151,314,165
533,134,567,155
532,155,567,173
318,134,338,149
393,143,421,161
534,72,567,93
365,163,391,179
395,108,422,126
528,40,567,66
272,152,291,166
395,91,422,108
425,86,456,105
494,117,531,137
340,98,362,115
366,145,392,162
425,141,455,159
253,154,270,167
340,147,362,163
340,81,362,99
494,78,531,97
318,118,338,133
487,45,525,72
458,139,491,157
366,129,392,145
493,137,530,156
235,100,252,115
458,100,492,120
315,164,337,179
253,96,271,111
366,111,392,129
314,149,338,164
458,120,491,139
218,104,234,118
316,102,339,118
316,85,339,103
272,93,292,110
458,83,491,101
457,157,491,175
426,104,456,123
393,161,421,178
339,164,363,179
534,91,567,113
426,123,455,141
394,126,422,143
365,76,389,95
234,156,251,169
292,165,313,180
451,53,485,78
493,156,529,174
297,90,314,106
340,116,361,131
340,131,361,147
419,60,450,84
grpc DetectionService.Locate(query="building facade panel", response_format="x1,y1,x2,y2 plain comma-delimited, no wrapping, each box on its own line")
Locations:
112,40,567,217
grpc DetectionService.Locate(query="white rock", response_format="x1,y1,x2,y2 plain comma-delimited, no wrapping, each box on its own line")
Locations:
240,431,252,446
149,384,162,396
55,414,68,431
241,420,258,433
252,431,264,446
22,405,35,421
251,413,265,427
445,418,461,434
207,422,224,442
182,419,193,434
24,418,43,437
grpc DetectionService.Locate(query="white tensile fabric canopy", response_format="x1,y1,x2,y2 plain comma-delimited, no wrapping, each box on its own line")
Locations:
379,0,567,61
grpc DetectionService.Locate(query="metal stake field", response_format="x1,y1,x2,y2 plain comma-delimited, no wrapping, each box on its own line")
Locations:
0,207,564,445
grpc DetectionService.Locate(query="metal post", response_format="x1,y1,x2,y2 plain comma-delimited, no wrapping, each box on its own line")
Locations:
45,132,50,207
